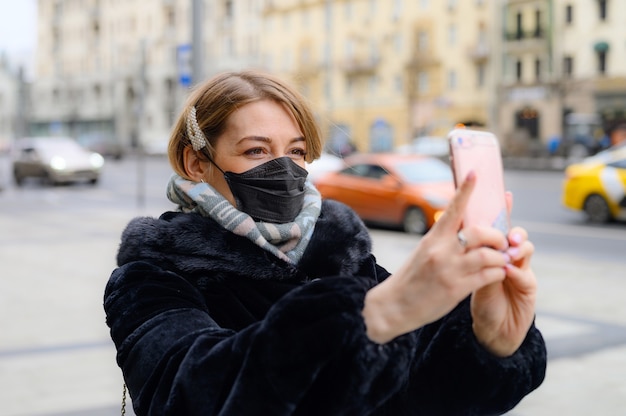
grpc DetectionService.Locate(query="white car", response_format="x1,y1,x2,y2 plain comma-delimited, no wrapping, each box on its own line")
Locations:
306,153,346,184
12,137,105,186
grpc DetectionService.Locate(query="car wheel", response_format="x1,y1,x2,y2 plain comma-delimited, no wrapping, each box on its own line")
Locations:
403,207,427,234
583,194,612,223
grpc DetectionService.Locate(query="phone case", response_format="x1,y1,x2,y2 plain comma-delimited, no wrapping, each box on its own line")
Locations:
448,128,510,235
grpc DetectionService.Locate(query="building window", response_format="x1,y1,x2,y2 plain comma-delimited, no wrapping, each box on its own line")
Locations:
447,24,457,46
565,5,573,24
448,70,457,90
598,50,607,74
224,0,233,18
516,59,523,82
477,63,486,88
369,0,376,17
394,33,403,52
324,78,331,101
418,31,429,51
392,0,402,21
563,56,574,77
394,74,403,92
369,75,377,94
535,59,541,81
344,1,352,20
345,39,355,59
598,0,607,21
418,72,429,93
534,9,542,37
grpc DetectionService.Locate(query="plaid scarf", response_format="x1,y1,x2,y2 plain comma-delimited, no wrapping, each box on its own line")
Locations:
166,174,322,264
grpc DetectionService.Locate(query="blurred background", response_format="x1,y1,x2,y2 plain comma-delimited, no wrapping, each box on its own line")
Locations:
2,0,626,158
1,1,625,415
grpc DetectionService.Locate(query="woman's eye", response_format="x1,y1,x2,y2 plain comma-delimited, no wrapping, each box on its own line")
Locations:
289,148,307,157
244,148,266,156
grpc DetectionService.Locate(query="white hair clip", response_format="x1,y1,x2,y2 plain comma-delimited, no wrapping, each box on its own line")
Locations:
186,106,207,151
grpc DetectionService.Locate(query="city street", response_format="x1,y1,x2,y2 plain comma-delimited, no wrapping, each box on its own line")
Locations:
0,155,625,415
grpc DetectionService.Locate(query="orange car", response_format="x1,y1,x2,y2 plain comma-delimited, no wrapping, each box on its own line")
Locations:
313,153,455,234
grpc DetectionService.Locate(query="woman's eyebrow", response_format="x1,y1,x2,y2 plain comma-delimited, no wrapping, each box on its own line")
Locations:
237,135,305,144
237,135,271,144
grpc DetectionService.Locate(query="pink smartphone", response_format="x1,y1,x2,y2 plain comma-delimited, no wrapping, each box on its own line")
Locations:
448,127,510,236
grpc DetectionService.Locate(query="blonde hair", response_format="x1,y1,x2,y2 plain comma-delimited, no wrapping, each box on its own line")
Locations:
168,70,323,179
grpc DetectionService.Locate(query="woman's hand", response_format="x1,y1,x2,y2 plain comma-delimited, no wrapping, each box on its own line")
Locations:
470,222,537,357
363,172,512,344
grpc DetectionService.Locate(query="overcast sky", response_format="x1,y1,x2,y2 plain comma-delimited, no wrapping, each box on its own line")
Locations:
0,0,37,56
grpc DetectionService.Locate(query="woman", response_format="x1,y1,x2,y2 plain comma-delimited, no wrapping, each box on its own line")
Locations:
104,70,546,415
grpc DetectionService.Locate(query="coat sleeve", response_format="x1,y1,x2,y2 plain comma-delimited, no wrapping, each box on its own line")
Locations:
368,260,547,416
386,300,547,415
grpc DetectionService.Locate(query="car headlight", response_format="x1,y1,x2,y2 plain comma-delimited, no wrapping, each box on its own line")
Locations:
50,156,67,170
90,153,105,168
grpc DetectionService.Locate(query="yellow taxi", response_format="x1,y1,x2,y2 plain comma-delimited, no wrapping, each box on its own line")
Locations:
562,146,626,223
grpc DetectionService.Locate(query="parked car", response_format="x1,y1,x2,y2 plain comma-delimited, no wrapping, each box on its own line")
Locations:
12,137,105,186
314,153,455,234
77,133,125,160
562,146,626,223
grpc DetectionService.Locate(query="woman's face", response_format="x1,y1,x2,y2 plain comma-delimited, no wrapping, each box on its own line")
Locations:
205,99,306,205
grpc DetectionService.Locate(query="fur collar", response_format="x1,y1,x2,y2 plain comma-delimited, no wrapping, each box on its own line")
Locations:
116,199,372,282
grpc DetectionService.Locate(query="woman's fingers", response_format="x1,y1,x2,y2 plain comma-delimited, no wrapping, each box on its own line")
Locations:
461,246,510,275
506,227,533,268
458,225,509,252
435,170,476,233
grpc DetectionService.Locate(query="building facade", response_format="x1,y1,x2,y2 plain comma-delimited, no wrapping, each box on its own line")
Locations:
31,0,265,151
498,0,626,156
24,0,626,156
263,0,500,153
29,0,499,153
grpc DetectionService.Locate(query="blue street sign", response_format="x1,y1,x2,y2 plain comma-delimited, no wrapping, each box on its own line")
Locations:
177,44,192,87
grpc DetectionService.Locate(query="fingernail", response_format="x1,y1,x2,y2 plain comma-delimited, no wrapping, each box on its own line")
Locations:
510,233,522,244
502,252,512,264
507,247,520,258
466,170,476,181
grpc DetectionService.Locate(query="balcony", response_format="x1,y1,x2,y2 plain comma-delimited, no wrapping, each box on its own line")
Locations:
503,28,550,54
504,27,546,41
341,55,380,76
293,61,324,79
406,52,439,70
467,42,490,62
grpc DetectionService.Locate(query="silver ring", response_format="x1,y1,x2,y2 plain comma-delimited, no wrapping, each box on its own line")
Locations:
457,230,468,248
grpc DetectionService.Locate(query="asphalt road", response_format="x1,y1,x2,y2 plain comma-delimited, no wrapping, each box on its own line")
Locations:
0,154,625,415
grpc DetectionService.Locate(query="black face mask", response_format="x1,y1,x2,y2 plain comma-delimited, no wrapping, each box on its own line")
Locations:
211,156,308,223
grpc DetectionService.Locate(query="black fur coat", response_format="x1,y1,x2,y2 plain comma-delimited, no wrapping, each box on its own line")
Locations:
104,199,546,416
